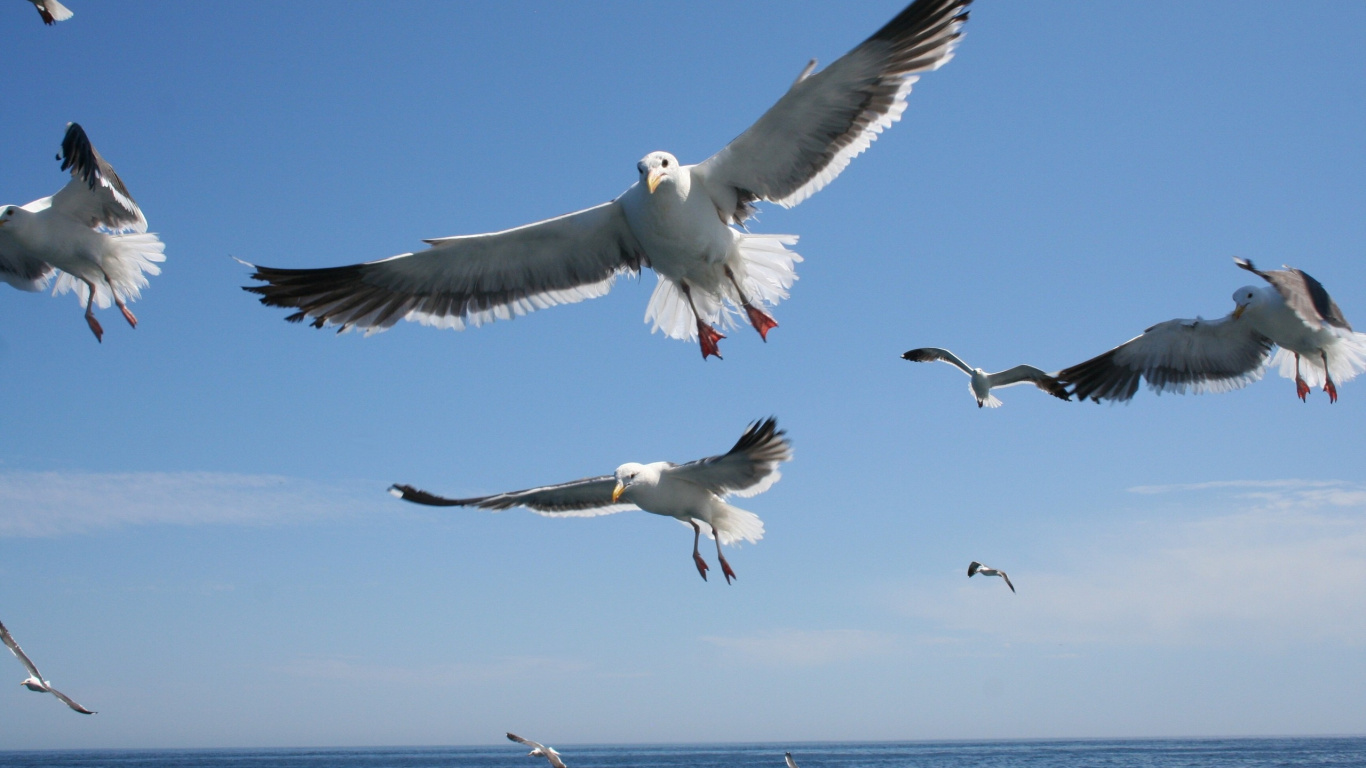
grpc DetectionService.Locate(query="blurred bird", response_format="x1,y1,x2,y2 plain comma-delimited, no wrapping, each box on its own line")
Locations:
507,732,567,768
0,619,95,714
27,0,73,24
902,347,1068,407
968,561,1014,593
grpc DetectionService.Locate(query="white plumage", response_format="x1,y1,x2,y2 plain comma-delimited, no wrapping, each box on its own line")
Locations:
244,0,970,359
507,733,567,768
0,618,95,715
390,418,791,583
902,347,1069,408
27,0,73,25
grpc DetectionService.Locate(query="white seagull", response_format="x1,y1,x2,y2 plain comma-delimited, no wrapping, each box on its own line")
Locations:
1058,258,1366,403
0,122,165,342
968,561,1014,593
26,0,73,25
0,618,95,715
902,347,1069,407
244,0,970,359
507,733,567,768
390,418,791,583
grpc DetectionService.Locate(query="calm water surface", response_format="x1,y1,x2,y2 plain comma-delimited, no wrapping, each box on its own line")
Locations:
1,738,1363,768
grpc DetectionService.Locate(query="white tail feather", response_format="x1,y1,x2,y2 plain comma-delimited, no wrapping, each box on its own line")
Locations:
1272,332,1366,387
53,232,165,308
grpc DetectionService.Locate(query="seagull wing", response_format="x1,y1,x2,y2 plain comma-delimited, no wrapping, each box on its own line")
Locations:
968,561,981,577
1236,258,1351,332
664,418,792,498
1057,314,1273,403
902,347,973,376
390,476,636,518
46,685,95,715
693,0,970,219
986,365,1070,400
0,620,43,680
507,733,544,750
0,237,55,292
49,123,147,232
544,748,567,768
244,201,645,335
1000,571,1015,594
786,753,800,768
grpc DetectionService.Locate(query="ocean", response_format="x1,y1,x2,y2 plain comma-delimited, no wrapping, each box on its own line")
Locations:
0,738,1363,768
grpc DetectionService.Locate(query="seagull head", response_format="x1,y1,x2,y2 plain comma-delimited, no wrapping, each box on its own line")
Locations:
20,676,45,692
612,462,652,502
1231,285,1263,319
0,205,14,228
637,151,681,194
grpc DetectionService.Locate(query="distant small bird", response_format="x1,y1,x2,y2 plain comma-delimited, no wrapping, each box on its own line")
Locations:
786,752,800,768
1058,258,1366,403
902,347,1068,407
26,0,73,25
391,418,791,584
968,561,1014,593
0,123,165,342
507,732,567,768
0,619,95,714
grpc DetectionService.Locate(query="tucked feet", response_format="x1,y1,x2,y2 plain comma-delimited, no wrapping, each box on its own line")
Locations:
743,303,778,341
692,551,710,581
696,320,725,360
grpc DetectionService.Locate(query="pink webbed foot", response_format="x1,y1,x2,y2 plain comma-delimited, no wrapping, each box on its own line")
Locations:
696,321,725,360
717,555,737,585
85,314,104,343
120,305,138,329
693,552,710,581
1296,376,1311,401
743,304,778,342
1326,378,1339,404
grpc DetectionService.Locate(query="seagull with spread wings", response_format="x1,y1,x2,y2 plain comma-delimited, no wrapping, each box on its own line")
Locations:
391,418,791,583
507,733,567,768
968,561,1014,594
902,347,1069,407
244,0,970,359
0,123,165,342
26,0,73,25
0,619,95,715
1058,258,1366,403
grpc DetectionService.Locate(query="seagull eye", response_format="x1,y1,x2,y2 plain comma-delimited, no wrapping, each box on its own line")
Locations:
662,159,669,167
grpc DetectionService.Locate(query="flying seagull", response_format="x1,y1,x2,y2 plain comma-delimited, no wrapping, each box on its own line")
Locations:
0,123,165,342
0,619,95,714
243,0,970,359
968,561,1014,593
507,733,567,768
26,0,73,24
391,418,791,583
902,347,1069,407
1058,258,1366,403
786,753,800,768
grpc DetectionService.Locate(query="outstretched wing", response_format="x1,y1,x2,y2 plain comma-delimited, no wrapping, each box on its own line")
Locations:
785,753,800,768
1236,257,1351,332
967,561,981,577
244,201,645,335
46,686,95,715
390,475,636,517
507,732,544,750
0,620,43,680
1000,571,1015,594
694,0,970,220
987,365,1069,400
49,123,146,232
664,418,792,498
1057,315,1273,403
902,347,973,376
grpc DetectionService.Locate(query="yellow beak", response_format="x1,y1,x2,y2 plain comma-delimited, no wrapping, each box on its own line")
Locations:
612,481,625,502
1233,305,1246,319
647,168,665,194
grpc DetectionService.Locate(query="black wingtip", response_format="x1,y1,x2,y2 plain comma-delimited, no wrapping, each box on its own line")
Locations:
902,348,932,362
1234,256,1256,273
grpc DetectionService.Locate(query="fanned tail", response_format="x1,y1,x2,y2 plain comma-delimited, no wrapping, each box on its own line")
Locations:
53,232,165,308
1273,332,1366,387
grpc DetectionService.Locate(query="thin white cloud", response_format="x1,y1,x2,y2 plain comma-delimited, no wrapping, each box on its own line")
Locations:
279,654,589,687
702,629,893,667
898,480,1366,648
0,470,377,537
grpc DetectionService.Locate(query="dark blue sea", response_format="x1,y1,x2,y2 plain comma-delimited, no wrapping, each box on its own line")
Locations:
0,739,1363,768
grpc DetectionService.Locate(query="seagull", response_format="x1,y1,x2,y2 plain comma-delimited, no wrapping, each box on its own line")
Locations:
0,122,165,342
390,418,791,583
507,733,567,768
0,618,95,714
786,752,800,768
27,0,73,24
1058,258,1366,403
243,0,970,359
902,347,1069,407
968,561,1014,593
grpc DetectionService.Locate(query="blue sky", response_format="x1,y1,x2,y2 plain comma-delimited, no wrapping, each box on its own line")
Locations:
1,0,1364,750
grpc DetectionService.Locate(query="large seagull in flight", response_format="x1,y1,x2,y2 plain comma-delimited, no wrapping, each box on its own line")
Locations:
244,0,971,359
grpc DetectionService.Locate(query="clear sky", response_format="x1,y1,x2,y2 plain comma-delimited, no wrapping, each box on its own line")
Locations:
1,0,1364,751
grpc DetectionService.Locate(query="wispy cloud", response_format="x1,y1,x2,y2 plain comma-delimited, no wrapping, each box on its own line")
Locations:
897,479,1366,648
0,470,377,537
702,629,893,667
279,654,589,686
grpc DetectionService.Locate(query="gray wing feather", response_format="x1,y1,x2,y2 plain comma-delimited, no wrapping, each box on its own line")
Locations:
902,347,973,375
244,201,645,335
987,365,1070,400
786,753,800,768
0,237,55,291
695,0,970,218
1236,257,1351,331
49,123,147,232
664,418,792,498
47,686,96,714
390,476,635,517
1058,314,1273,403
0,620,43,680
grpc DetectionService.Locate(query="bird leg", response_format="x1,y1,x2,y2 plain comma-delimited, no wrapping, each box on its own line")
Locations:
680,282,724,360
724,266,778,341
1322,350,1338,403
689,520,710,581
712,524,736,585
1294,352,1310,401
81,278,103,343
103,271,138,329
